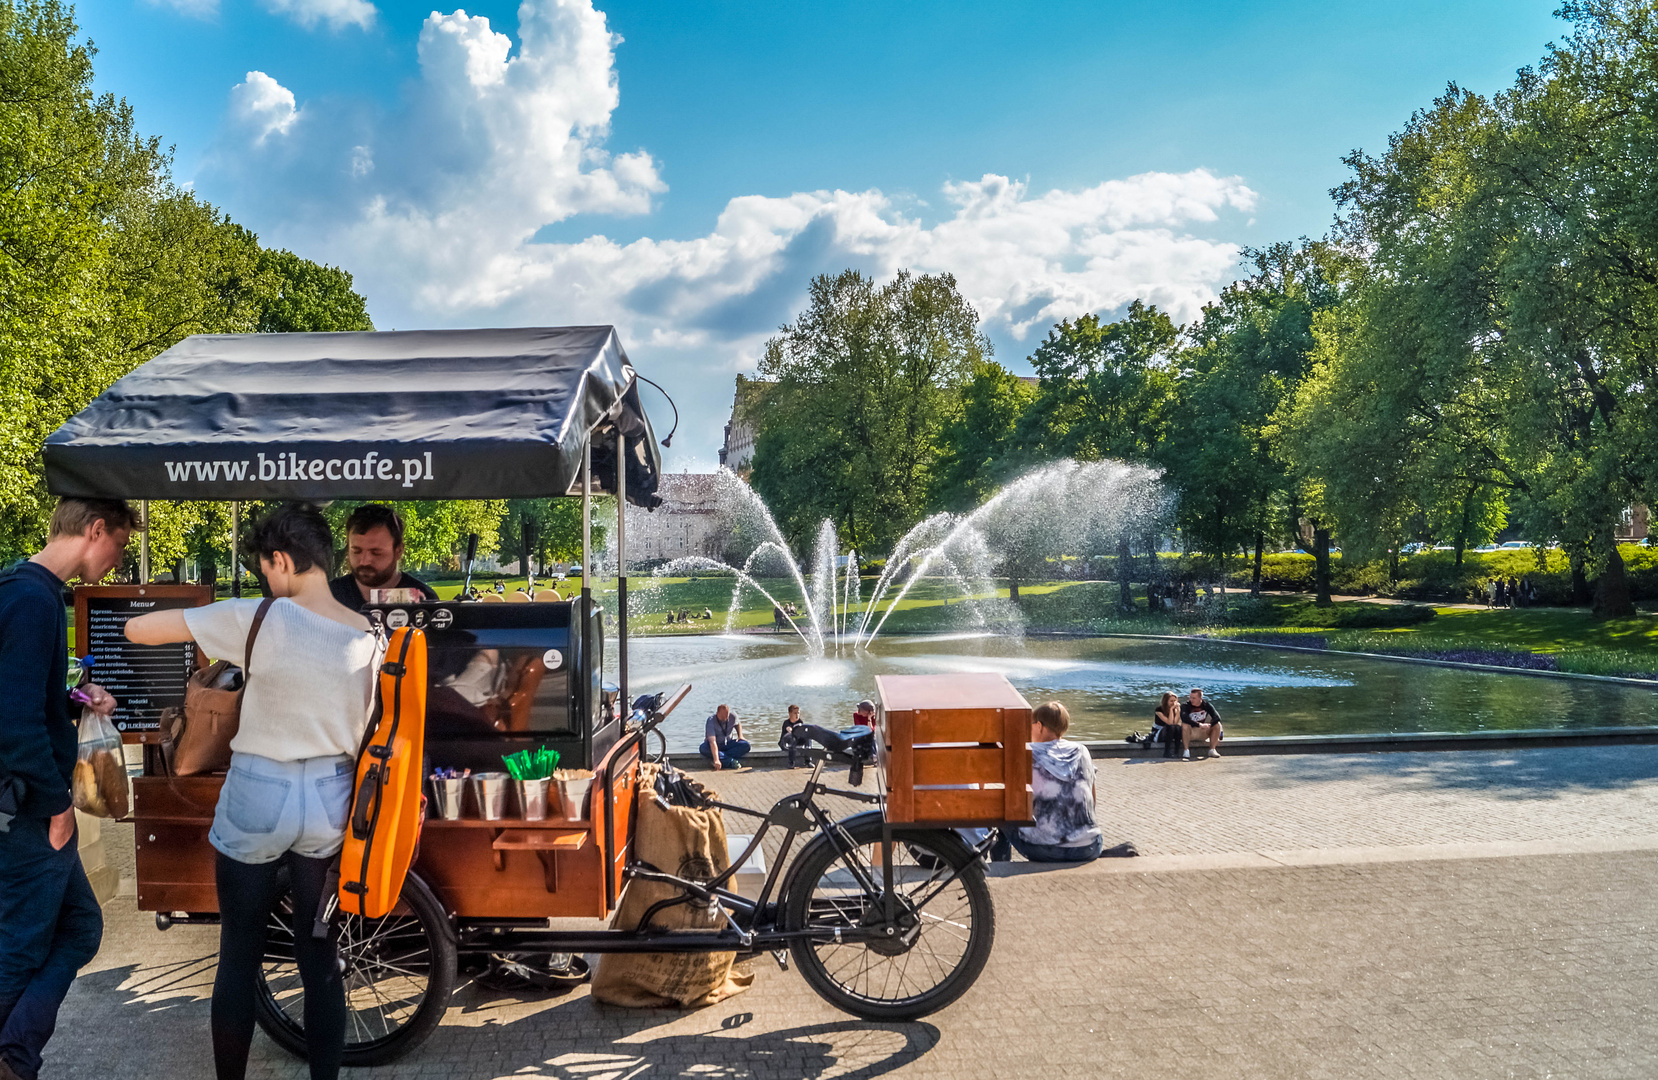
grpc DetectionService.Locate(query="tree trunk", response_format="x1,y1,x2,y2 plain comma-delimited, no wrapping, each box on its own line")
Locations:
1250,532,1264,598
1118,538,1135,612
1313,528,1332,607
1143,532,1162,613
1388,547,1399,582
1569,552,1592,606
1008,577,1021,603
1592,534,1636,619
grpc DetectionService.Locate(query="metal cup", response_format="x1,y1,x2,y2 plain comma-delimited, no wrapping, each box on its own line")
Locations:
430,776,466,821
558,776,594,821
471,772,510,821
513,777,550,821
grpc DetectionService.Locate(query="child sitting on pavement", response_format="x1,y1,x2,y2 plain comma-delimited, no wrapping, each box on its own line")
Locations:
991,701,1133,863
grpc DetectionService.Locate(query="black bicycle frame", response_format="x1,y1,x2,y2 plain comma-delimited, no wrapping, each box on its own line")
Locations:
453,753,967,957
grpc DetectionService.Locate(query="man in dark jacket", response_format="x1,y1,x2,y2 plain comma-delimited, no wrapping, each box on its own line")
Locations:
0,499,130,1080
327,504,438,612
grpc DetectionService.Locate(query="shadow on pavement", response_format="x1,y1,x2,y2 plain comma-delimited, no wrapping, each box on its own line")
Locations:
52,959,939,1080
1231,744,1658,798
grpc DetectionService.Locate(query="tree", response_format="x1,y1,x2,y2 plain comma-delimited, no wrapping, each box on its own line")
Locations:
1017,301,1178,464
1290,1,1658,617
930,360,1037,513
256,248,374,333
497,498,608,575
1169,242,1334,593
753,269,985,552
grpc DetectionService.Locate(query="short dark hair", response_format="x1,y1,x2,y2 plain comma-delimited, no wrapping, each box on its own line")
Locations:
345,504,405,547
49,498,141,539
250,503,334,575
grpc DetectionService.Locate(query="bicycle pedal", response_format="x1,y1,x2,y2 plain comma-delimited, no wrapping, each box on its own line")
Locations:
770,949,789,971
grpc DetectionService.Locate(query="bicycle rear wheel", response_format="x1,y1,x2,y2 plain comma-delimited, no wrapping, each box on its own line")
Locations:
783,812,994,1020
254,871,456,1066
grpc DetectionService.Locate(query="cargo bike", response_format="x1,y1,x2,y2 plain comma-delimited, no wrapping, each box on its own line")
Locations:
43,327,1034,1065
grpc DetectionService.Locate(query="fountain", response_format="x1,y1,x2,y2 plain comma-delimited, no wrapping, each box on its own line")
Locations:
629,460,1168,657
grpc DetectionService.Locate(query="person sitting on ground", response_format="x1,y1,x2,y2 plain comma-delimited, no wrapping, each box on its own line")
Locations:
702,607,713,620
700,704,750,772
778,704,809,767
1179,687,1222,760
989,701,1121,863
1152,691,1181,758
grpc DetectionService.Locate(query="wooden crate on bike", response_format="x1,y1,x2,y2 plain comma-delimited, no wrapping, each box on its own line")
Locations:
874,673,1033,825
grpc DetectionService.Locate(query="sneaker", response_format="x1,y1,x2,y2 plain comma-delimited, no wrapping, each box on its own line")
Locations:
1181,749,1190,761
1208,747,1221,758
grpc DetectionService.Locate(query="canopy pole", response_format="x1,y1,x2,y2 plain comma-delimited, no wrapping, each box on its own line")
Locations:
581,440,592,732
616,430,627,711
139,500,149,584
230,502,241,598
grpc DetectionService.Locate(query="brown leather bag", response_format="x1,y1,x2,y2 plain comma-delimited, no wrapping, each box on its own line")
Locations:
172,598,274,776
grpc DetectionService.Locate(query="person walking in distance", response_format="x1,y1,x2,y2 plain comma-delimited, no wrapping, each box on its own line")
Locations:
0,498,133,1080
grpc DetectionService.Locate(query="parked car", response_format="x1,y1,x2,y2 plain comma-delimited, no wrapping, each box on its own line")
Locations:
1498,540,1530,550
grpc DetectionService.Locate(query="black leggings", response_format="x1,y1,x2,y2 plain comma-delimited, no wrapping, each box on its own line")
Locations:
213,851,345,1080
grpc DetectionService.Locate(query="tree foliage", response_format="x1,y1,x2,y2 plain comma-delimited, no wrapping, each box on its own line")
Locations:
752,269,985,551
0,3,377,566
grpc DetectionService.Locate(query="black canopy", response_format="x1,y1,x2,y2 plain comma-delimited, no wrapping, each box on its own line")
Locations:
44,326,662,505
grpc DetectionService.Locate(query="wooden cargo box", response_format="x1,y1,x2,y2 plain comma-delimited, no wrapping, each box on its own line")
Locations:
874,673,1033,825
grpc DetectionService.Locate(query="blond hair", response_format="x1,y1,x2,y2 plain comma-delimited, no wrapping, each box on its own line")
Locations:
1033,700,1070,737
48,498,140,540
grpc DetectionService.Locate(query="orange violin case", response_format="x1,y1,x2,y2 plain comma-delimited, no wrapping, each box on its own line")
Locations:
340,625,427,919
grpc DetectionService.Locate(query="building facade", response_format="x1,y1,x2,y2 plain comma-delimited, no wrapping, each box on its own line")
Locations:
626,473,727,565
718,375,768,478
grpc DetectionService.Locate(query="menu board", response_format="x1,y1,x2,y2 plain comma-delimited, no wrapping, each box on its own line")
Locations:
74,585,212,739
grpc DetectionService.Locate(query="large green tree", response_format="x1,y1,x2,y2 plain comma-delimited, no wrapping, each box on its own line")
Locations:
1169,242,1334,593
752,269,985,552
1287,0,1658,617
0,3,381,567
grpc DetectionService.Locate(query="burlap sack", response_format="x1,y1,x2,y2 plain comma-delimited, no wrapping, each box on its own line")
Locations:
591,763,755,1008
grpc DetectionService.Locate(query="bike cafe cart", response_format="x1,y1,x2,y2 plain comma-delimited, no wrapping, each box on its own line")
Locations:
43,326,1028,1064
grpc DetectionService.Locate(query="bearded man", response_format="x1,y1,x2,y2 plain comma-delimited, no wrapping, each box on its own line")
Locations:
327,504,438,612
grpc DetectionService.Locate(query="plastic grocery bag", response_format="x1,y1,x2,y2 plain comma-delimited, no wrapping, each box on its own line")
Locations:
72,707,128,819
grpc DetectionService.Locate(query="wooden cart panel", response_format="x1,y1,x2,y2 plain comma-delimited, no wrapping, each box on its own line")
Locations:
875,673,1033,826
132,736,643,920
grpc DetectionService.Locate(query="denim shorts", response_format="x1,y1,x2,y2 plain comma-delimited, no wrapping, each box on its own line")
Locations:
210,752,357,865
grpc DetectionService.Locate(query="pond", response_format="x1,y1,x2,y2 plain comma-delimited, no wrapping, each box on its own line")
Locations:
619,632,1658,753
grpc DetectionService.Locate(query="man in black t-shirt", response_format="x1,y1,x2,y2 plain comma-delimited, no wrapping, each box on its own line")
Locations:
327,504,439,612
1178,687,1223,761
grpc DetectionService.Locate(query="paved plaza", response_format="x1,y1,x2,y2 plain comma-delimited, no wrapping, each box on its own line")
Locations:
45,745,1658,1079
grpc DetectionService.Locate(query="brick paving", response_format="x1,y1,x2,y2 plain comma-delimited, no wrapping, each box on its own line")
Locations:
43,745,1658,1080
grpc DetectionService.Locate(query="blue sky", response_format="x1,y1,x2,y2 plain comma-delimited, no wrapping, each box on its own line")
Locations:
85,0,1563,468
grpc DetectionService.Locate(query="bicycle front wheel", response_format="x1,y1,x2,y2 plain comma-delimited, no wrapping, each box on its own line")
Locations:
783,812,994,1020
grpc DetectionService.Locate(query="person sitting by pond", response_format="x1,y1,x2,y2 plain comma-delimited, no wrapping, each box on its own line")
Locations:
1151,691,1182,758
1179,687,1223,760
701,704,750,772
850,699,876,728
779,704,809,767
989,701,1117,863
702,607,713,620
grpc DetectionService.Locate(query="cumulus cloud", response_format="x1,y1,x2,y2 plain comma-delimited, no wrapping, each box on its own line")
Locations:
228,72,299,145
203,0,1255,461
261,0,377,31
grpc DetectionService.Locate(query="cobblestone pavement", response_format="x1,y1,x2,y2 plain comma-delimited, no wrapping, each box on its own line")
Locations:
45,746,1658,1080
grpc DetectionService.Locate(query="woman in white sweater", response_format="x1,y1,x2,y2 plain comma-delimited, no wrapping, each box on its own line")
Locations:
127,504,378,1080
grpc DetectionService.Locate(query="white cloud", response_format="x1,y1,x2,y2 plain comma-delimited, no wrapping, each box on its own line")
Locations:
228,72,298,145
261,0,376,31
204,0,1256,462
